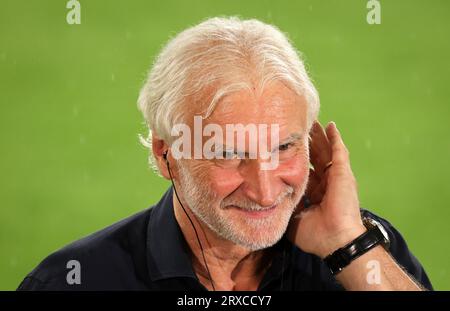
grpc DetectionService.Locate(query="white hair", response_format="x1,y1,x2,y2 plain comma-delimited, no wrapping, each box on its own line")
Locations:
137,16,320,172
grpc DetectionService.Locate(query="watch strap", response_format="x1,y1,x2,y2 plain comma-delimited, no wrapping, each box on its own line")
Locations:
324,225,385,275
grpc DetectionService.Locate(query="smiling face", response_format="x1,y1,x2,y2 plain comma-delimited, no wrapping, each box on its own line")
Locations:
174,81,311,251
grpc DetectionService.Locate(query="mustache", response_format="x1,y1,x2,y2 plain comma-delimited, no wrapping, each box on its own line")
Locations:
220,186,295,211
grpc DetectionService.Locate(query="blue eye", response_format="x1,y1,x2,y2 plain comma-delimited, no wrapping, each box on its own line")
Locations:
221,150,247,160
222,151,234,158
279,142,293,151
222,150,238,159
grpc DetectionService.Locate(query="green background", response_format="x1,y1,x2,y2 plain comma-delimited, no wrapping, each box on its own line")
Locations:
1,0,449,290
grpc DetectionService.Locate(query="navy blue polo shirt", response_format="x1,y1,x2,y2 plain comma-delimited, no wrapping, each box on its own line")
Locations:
17,187,433,291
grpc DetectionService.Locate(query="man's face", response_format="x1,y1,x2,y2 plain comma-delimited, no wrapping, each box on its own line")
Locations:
175,81,310,251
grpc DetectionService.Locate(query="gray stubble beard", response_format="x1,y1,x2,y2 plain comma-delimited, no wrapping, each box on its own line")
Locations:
175,160,307,251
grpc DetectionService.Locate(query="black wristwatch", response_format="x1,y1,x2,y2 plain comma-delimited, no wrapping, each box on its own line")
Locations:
324,217,391,275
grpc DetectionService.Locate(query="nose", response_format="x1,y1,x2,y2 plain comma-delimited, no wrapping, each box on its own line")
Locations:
240,160,283,207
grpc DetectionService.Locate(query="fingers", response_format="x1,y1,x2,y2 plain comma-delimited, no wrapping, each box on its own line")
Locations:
325,121,350,168
309,121,332,177
305,121,351,208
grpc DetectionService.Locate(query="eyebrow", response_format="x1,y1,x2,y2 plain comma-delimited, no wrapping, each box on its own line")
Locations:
219,132,303,156
279,132,302,145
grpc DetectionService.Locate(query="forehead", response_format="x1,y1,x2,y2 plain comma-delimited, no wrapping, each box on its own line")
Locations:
204,81,307,129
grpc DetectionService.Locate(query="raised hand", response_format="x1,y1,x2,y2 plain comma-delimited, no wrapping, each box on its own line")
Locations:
287,121,366,258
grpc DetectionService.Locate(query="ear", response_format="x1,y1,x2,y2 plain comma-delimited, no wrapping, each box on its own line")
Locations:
151,135,173,180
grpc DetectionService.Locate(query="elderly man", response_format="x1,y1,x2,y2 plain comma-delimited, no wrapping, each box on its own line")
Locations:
18,17,432,291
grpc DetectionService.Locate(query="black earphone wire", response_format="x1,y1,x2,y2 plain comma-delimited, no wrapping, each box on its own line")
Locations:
280,243,286,291
164,152,216,291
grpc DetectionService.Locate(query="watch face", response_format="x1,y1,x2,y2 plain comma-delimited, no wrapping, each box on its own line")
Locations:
366,218,391,249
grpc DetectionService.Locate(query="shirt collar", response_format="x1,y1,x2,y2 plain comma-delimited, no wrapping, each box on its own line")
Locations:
146,186,197,281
